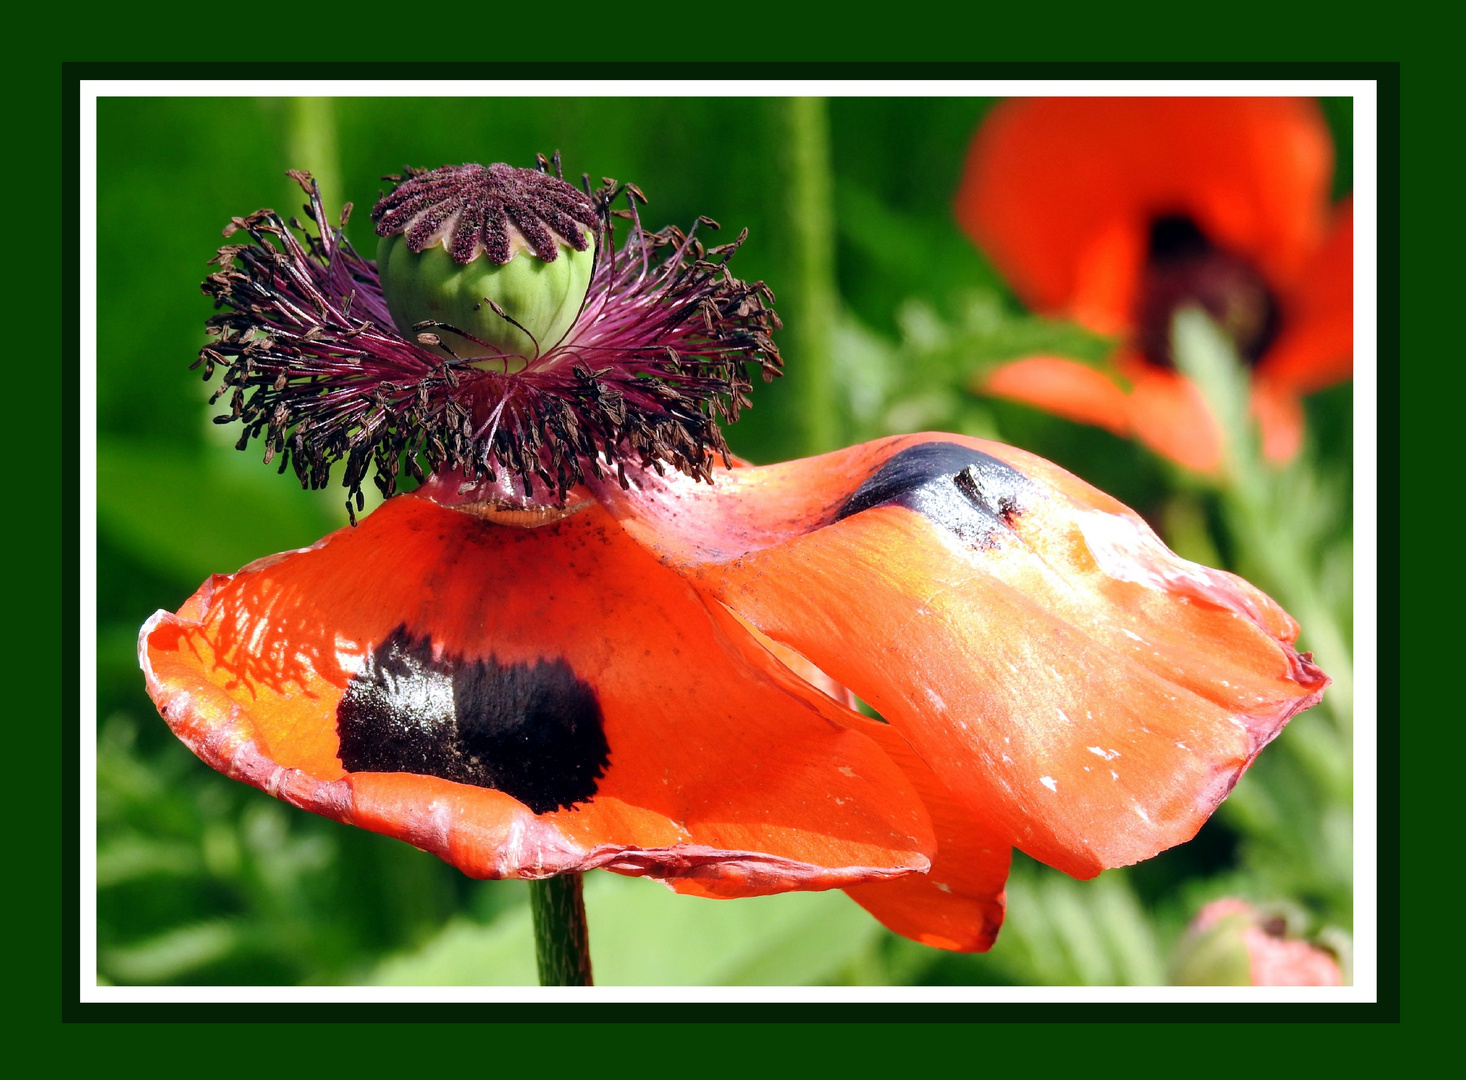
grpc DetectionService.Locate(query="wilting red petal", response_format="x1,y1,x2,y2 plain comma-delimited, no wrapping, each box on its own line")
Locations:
140,494,937,893
956,97,1334,332
840,714,1009,952
980,356,1133,436
1260,199,1354,394
988,352,1312,471
720,607,858,712
719,613,1010,951
594,434,1327,879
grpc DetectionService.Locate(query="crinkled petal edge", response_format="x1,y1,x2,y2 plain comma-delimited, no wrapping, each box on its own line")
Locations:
138,608,926,894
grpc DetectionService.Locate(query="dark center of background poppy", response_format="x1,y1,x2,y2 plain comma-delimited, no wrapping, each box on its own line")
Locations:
336,627,610,814
1136,214,1281,370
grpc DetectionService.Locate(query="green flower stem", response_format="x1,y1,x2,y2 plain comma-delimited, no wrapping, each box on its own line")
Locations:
285,97,342,224
780,96,840,457
529,873,594,985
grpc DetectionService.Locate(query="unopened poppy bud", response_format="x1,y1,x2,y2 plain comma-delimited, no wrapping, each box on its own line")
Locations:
1169,899,1343,986
372,162,600,371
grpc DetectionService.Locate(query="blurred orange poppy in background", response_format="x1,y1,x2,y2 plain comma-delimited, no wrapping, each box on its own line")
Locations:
956,97,1353,472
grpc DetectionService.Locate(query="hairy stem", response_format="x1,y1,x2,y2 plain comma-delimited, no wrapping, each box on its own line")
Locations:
530,873,594,986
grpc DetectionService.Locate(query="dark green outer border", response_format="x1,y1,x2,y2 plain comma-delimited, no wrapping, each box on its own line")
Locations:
60,59,1400,1029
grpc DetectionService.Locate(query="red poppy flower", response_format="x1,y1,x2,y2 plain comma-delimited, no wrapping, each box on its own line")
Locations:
956,97,1353,471
140,162,1328,955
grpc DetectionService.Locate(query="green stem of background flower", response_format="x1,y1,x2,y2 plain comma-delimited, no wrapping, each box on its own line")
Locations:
1172,310,1354,744
1222,489,1354,735
530,873,594,985
286,97,343,224
780,96,840,457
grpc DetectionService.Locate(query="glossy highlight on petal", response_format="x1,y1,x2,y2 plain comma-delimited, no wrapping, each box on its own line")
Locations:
594,434,1327,879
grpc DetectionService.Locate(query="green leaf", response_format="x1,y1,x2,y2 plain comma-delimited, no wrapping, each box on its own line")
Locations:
369,908,539,987
96,436,347,584
96,835,203,888
588,875,881,986
100,920,245,983
961,862,1164,986
369,872,882,986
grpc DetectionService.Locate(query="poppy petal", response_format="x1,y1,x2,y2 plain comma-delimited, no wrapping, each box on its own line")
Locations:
593,435,1327,879
840,714,1010,952
1260,199,1354,394
140,494,938,894
979,356,1133,436
1125,363,1225,473
708,611,1010,950
956,97,1335,332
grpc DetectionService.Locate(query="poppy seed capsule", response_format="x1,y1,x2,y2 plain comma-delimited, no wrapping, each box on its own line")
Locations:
371,163,601,371
205,162,782,511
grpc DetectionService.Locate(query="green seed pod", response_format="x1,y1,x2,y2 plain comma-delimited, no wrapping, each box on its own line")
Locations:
370,162,603,372
377,231,594,371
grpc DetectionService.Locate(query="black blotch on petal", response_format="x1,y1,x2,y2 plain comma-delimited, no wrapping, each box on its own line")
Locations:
834,441,1031,546
336,627,609,814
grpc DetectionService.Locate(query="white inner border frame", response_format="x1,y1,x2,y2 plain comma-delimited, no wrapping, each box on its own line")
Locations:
78,77,1381,1006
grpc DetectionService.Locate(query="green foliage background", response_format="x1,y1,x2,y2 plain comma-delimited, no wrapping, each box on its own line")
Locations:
94,95,1356,986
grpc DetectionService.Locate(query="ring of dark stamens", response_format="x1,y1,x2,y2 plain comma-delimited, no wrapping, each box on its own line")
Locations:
196,164,783,523
1135,213,1282,369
